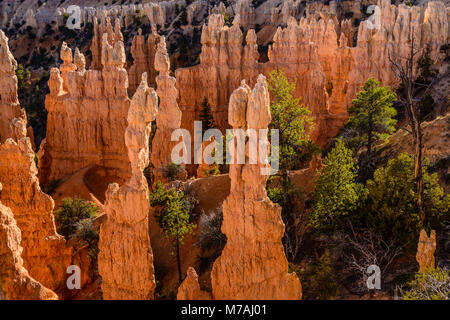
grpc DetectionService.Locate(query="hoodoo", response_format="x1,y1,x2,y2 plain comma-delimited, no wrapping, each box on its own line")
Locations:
150,37,187,184
98,73,158,300
210,75,302,300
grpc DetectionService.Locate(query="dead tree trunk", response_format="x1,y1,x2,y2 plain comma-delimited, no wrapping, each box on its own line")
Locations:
389,33,425,222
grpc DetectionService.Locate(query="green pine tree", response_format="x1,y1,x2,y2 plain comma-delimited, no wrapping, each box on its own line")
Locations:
345,78,397,165
267,69,318,174
150,182,196,283
199,97,216,134
310,139,366,232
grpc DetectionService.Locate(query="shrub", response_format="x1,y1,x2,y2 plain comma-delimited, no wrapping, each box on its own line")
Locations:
15,64,30,91
162,162,185,182
209,167,220,176
74,219,99,262
292,252,340,300
42,179,62,195
366,153,450,248
54,198,99,239
401,268,450,300
196,208,226,252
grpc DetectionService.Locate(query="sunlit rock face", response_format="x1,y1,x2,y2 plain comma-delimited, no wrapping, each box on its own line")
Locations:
38,34,131,187
0,118,72,291
150,37,187,184
128,27,161,95
0,182,58,300
416,229,437,272
0,30,23,143
210,75,302,300
177,267,211,300
98,73,158,300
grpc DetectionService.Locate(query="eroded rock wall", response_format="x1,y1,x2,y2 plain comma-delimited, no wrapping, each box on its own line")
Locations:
98,73,157,300
0,118,72,291
39,35,131,186
175,1,449,147
175,14,260,142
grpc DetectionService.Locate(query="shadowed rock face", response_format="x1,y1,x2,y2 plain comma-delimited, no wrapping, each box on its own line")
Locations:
0,1,179,41
0,182,58,300
0,118,72,291
39,33,131,187
98,73,158,300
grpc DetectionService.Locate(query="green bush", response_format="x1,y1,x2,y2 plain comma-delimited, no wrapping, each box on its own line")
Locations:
163,162,185,181
401,268,450,300
54,198,99,239
74,219,99,261
15,64,30,91
366,153,450,247
291,252,340,300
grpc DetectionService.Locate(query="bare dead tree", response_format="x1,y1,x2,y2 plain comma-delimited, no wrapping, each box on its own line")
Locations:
389,33,429,223
340,228,402,293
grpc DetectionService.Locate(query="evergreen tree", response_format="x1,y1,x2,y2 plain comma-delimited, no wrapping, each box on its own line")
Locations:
150,182,196,283
199,97,216,133
310,139,366,232
180,5,188,25
267,69,318,173
266,69,319,261
345,78,397,166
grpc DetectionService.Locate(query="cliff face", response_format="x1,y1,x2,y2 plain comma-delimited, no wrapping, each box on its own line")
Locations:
0,118,72,291
0,30,22,143
0,183,58,300
175,0,449,147
98,73,157,300
210,75,302,300
150,37,187,184
39,35,131,187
